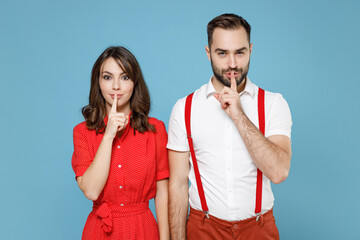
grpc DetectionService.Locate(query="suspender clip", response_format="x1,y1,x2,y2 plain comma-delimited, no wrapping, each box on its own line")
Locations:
204,211,210,219
256,213,261,221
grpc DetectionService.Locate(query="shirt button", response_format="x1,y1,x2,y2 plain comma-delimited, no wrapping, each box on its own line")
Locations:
119,186,123,189
233,224,238,229
118,164,122,168
120,203,124,206
117,145,121,149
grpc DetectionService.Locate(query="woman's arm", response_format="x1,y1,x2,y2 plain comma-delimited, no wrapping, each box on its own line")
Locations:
77,95,127,201
76,135,113,201
155,178,170,240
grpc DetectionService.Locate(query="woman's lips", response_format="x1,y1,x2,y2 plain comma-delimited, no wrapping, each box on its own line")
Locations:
110,94,123,99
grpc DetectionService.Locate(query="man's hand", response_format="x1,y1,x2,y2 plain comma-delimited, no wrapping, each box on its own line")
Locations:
214,72,243,123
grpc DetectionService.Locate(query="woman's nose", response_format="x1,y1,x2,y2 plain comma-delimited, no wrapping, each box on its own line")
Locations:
112,79,121,90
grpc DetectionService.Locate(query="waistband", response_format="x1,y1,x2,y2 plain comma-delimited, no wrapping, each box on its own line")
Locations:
93,201,149,233
189,207,274,229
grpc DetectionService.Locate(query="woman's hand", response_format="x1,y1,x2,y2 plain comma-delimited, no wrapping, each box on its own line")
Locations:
104,94,127,139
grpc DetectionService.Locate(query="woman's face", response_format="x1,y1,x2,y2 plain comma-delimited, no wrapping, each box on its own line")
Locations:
99,57,134,114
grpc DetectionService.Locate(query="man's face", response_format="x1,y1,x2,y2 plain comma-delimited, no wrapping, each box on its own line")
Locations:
206,27,252,88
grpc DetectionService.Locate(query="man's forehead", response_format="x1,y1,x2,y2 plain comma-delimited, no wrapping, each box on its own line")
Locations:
211,27,249,49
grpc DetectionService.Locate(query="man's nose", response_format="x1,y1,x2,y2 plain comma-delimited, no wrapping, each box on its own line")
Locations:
228,55,237,69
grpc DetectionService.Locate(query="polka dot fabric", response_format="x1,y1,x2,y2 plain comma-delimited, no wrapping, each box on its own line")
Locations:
72,117,169,240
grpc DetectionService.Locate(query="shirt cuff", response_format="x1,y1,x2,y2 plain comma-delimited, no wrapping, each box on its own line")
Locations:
156,170,170,181
73,166,88,179
265,130,291,140
166,143,189,152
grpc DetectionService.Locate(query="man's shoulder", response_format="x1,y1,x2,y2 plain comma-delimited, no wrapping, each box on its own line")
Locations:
263,89,288,107
263,89,283,99
252,82,287,104
179,82,209,102
247,79,289,112
169,82,208,118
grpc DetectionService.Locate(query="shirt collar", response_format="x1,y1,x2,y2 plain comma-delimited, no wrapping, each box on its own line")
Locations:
242,77,257,97
205,76,257,97
205,77,216,97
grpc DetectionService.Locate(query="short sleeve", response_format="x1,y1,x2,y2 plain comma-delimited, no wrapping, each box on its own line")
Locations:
266,94,292,139
71,124,93,179
167,98,189,151
154,120,170,181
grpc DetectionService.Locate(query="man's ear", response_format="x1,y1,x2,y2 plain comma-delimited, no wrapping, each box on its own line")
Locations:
205,46,211,61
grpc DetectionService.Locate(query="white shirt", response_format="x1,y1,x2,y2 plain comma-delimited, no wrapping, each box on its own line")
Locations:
167,77,292,221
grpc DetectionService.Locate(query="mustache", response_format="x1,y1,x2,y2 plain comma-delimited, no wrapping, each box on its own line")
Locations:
222,68,242,73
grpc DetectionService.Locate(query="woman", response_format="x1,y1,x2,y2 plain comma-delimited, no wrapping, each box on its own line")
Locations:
71,46,169,239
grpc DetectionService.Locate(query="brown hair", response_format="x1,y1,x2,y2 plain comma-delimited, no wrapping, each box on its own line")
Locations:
207,13,251,48
82,46,155,134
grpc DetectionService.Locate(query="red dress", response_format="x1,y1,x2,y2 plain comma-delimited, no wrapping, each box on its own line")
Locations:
72,117,169,240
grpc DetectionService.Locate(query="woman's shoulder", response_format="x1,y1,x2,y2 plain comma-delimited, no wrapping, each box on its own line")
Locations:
148,117,166,132
74,121,86,129
148,117,165,126
73,121,93,135
148,117,162,124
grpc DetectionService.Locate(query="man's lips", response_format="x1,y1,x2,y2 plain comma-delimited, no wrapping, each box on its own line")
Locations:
225,72,239,78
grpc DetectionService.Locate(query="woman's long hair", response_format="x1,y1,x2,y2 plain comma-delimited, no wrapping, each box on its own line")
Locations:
82,46,155,134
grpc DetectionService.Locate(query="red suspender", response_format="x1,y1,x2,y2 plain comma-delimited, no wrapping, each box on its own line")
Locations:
185,93,209,217
255,88,265,218
185,88,265,219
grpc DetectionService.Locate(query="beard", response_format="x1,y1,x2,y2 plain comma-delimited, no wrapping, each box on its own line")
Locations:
210,58,250,87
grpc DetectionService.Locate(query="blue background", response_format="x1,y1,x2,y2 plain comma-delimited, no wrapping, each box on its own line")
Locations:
1,0,359,239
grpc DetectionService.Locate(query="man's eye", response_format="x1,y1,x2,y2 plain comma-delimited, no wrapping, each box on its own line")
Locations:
237,52,244,55
218,52,225,56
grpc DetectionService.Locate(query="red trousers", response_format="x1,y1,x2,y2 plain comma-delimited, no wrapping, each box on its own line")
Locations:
187,208,279,240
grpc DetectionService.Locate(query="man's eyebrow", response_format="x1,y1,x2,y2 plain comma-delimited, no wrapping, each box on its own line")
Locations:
214,48,227,52
214,47,248,52
236,47,248,52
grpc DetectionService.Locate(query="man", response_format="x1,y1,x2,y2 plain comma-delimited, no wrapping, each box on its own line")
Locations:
168,13,292,240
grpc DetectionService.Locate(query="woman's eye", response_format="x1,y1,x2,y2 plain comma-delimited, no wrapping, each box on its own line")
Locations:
122,75,129,80
103,75,111,80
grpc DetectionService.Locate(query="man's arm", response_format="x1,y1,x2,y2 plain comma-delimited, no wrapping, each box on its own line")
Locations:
234,115,291,184
215,73,292,184
168,149,190,240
